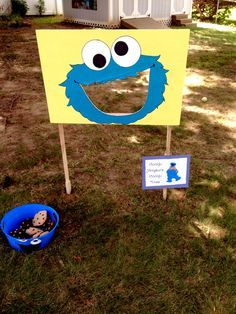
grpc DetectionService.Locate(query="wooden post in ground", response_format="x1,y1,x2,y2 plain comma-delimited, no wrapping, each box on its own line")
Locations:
58,124,72,194
163,126,172,200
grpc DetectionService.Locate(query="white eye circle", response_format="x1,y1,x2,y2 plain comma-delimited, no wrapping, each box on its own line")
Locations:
111,36,141,68
30,238,41,245
82,40,111,71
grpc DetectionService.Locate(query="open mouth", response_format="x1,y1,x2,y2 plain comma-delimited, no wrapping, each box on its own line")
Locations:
62,55,167,125
83,69,150,115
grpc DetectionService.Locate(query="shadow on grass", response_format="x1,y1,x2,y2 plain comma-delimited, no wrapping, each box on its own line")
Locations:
186,84,236,112
188,28,236,78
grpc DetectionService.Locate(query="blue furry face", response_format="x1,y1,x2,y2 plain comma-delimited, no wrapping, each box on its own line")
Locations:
60,36,168,125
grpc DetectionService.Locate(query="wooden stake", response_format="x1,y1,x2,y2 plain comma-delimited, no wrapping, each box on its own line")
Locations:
58,124,72,194
163,126,172,200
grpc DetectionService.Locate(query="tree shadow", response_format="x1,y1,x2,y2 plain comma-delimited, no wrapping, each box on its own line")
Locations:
188,28,236,79
185,84,236,112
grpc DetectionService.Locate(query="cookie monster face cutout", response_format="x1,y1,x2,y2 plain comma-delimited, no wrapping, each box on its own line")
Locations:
60,36,168,125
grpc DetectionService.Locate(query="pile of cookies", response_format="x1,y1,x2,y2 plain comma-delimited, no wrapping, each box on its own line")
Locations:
10,210,54,239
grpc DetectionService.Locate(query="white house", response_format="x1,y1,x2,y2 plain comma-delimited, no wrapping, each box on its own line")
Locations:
62,0,193,28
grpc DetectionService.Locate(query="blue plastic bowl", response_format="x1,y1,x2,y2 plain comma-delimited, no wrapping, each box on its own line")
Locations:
1,204,59,253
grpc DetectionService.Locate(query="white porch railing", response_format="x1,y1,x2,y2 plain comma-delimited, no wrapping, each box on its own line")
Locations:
119,0,152,18
171,0,191,15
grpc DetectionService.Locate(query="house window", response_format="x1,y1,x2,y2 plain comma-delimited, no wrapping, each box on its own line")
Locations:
72,0,97,10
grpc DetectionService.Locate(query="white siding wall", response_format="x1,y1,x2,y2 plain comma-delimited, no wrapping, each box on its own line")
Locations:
111,0,120,23
63,0,109,23
185,0,193,16
0,0,11,15
56,0,63,14
27,0,63,15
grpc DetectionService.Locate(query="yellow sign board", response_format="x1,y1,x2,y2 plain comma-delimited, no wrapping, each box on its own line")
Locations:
36,29,189,125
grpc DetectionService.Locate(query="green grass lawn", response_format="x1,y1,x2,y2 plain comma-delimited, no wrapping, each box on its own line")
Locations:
225,6,236,26
0,21,236,313
32,15,64,25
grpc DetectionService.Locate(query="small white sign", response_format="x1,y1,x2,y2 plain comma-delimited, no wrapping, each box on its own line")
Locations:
142,155,190,189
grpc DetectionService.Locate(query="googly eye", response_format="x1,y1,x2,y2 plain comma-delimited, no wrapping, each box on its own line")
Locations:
30,238,41,245
82,40,111,71
111,36,141,68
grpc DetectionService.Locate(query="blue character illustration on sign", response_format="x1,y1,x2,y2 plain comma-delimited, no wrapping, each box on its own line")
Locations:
60,36,168,125
167,162,181,183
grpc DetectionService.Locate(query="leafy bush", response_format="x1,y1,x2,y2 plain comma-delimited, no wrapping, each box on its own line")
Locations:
35,0,45,16
0,16,10,29
0,14,24,28
215,7,231,24
8,14,23,27
11,0,28,17
193,0,232,24
193,0,218,21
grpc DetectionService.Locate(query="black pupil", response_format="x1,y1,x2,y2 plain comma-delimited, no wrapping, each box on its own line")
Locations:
114,41,128,56
93,54,106,68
